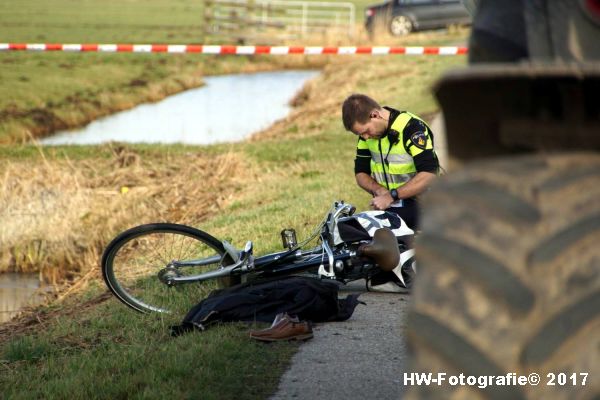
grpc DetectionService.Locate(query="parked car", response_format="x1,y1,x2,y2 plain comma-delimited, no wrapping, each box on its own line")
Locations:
365,0,471,36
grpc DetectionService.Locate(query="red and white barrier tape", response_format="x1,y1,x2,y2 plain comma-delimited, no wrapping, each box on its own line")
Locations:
0,43,467,55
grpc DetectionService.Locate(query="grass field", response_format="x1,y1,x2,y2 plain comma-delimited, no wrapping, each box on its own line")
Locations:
0,1,468,397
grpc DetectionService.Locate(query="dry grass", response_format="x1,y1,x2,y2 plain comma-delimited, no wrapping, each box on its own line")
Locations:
0,144,255,293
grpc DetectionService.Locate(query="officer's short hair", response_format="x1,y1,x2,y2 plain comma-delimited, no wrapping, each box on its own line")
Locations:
342,94,381,131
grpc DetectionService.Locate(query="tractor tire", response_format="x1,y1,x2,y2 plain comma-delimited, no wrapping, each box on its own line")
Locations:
404,153,600,400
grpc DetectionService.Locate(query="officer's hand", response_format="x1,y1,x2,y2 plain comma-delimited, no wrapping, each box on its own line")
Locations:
370,193,394,211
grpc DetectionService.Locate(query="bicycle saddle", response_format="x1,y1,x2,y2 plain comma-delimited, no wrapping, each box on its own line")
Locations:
357,228,401,272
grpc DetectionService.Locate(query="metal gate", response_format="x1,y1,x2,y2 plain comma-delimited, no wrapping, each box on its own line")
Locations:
203,0,356,42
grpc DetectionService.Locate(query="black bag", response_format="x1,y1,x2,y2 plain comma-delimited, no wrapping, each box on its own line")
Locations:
170,276,363,336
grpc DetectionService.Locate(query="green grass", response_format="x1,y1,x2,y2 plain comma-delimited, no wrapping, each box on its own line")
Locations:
1,297,297,400
1,0,205,43
0,1,467,396
0,52,199,112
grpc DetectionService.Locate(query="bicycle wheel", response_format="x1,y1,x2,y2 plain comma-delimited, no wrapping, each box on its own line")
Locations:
101,223,235,314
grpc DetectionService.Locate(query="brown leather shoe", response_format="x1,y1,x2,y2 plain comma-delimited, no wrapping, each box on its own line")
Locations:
250,320,313,342
249,313,300,338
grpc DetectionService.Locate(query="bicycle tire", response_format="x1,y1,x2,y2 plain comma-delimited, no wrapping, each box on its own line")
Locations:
101,223,236,315
404,153,600,400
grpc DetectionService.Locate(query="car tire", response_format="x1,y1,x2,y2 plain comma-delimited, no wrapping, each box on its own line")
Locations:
390,15,413,36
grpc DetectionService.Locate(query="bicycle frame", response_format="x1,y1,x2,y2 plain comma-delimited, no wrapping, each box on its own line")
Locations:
162,201,364,286
102,199,416,314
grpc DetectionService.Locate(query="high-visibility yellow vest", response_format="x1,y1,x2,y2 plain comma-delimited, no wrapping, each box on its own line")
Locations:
356,111,434,190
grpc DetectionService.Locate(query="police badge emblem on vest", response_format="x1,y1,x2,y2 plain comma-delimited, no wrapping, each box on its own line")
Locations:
410,131,428,149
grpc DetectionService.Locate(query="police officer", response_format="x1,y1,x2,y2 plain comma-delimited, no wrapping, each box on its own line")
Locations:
342,94,439,230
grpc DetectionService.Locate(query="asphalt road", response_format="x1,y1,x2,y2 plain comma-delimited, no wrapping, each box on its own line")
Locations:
270,281,411,400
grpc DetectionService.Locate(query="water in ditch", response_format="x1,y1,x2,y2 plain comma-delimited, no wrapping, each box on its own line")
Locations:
41,70,318,145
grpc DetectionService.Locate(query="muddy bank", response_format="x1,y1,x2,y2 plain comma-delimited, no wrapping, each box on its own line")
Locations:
0,75,204,144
